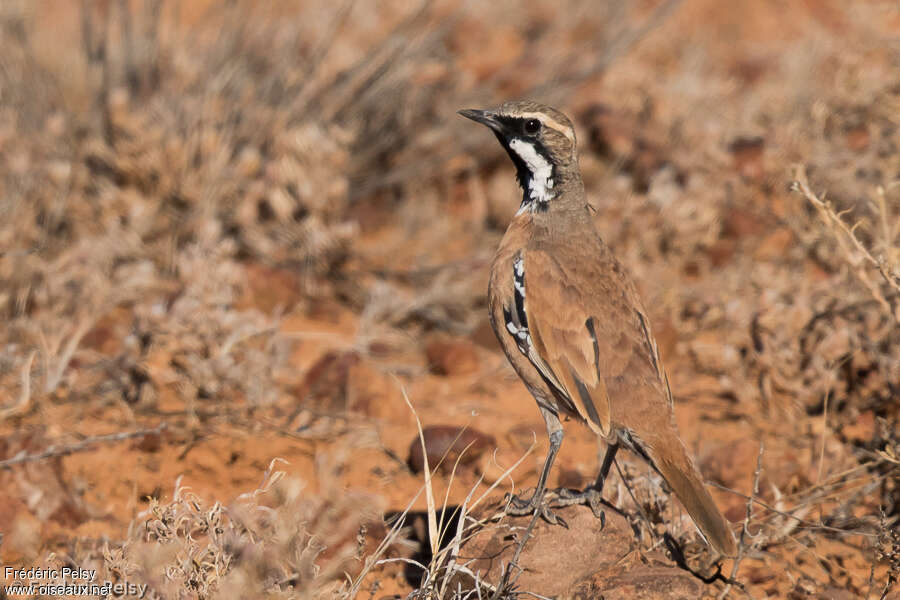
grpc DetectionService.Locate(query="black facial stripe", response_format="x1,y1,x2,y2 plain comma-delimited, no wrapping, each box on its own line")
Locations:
496,116,543,138
495,115,522,131
494,117,556,210
494,131,530,190
525,138,554,163
495,117,552,154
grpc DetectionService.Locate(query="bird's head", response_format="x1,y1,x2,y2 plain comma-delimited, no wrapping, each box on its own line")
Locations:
459,100,579,213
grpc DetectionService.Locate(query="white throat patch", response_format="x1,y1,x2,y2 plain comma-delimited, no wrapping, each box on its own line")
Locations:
509,138,555,212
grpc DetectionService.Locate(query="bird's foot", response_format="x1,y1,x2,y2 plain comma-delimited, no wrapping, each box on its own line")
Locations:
548,487,606,526
503,490,568,528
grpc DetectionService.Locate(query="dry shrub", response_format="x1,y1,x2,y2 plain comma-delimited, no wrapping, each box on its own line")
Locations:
43,463,381,599
0,0,659,409
1,0,898,597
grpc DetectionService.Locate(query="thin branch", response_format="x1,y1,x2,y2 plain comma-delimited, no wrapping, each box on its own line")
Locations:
718,441,764,599
43,316,94,395
0,350,36,420
0,423,167,470
708,477,879,539
291,0,356,109
816,389,831,485
792,165,900,320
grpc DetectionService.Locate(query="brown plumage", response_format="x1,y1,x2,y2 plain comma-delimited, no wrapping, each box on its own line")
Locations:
460,100,737,557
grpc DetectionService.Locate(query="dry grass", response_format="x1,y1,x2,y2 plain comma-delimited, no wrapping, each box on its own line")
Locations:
37,460,380,600
0,0,898,598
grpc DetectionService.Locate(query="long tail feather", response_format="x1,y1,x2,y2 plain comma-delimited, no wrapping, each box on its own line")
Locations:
650,444,738,557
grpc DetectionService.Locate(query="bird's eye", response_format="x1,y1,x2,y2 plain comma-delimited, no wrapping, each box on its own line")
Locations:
524,119,541,135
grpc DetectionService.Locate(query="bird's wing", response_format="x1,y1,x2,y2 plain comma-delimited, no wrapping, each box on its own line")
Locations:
521,248,669,437
511,246,737,556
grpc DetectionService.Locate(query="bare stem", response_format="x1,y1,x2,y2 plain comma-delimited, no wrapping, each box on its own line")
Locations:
0,423,167,470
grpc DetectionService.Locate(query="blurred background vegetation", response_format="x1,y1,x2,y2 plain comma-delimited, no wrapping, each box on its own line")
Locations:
0,1,898,598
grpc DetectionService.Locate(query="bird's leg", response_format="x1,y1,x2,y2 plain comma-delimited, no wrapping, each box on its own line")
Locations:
551,441,619,522
504,407,565,526
497,408,565,598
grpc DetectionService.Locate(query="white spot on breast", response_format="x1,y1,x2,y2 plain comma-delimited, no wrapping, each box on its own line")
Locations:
509,138,555,207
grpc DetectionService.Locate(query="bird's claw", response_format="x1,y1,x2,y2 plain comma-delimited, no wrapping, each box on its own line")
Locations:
503,491,536,516
548,487,606,527
503,491,567,527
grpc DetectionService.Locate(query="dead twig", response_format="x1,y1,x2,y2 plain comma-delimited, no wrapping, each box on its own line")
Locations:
718,441,764,600
0,423,167,470
0,350,36,420
792,166,900,320
81,0,114,145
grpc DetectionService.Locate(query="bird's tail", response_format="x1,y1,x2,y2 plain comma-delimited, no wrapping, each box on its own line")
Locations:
648,441,738,557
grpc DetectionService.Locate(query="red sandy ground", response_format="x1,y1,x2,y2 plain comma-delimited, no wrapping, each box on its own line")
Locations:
1,1,897,598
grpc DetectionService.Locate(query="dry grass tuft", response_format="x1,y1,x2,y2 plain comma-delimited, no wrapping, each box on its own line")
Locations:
1,0,898,598
43,461,381,599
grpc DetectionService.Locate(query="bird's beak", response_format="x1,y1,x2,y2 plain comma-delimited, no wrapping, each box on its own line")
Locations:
458,108,503,133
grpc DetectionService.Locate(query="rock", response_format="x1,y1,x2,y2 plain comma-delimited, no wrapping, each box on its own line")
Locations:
294,350,361,413
424,336,481,376
291,351,404,422
449,504,708,599
407,425,495,474
575,565,707,599
132,428,165,453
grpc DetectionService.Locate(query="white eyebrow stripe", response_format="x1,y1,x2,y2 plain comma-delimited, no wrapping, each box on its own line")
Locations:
516,111,575,142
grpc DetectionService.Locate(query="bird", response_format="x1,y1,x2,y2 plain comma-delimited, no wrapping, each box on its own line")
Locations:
459,100,737,557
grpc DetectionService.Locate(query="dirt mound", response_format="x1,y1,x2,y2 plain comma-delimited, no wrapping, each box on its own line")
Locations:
453,504,707,599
